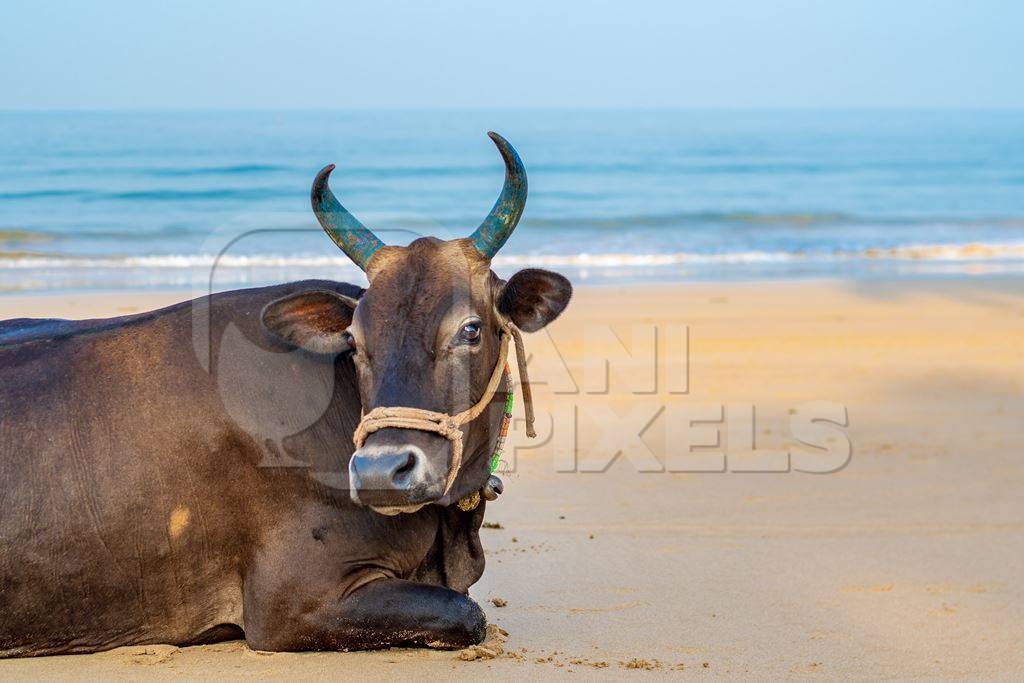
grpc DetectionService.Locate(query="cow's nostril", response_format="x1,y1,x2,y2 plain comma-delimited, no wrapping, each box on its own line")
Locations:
394,452,416,477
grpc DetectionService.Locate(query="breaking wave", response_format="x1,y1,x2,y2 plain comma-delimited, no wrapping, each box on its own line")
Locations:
1,241,1024,270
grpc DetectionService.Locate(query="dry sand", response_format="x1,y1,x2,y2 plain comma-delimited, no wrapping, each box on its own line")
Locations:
1,278,1022,680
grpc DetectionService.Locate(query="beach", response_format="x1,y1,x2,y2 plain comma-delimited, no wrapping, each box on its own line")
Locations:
1,277,1021,680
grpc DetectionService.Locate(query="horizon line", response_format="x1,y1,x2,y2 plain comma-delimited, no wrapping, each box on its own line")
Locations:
3,105,1024,114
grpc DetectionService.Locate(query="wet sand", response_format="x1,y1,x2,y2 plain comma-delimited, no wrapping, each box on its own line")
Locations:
1,278,1022,680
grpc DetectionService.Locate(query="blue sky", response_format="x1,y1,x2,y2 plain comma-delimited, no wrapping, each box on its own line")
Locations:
1,0,1020,109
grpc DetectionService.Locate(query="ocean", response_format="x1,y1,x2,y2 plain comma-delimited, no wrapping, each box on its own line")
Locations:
2,109,1023,293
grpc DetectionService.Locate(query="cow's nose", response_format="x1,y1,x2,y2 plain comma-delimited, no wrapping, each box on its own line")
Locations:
349,445,426,502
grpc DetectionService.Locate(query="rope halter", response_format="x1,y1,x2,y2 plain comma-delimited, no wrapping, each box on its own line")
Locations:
351,319,535,496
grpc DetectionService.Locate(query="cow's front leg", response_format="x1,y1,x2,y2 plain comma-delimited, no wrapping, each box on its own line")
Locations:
245,578,486,652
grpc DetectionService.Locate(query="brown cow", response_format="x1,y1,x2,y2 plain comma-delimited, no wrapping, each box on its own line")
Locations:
0,133,571,655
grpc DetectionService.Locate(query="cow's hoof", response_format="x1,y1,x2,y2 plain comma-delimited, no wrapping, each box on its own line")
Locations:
457,597,488,646
430,596,486,648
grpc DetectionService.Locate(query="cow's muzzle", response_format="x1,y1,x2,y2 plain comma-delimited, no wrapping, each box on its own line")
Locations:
348,443,438,513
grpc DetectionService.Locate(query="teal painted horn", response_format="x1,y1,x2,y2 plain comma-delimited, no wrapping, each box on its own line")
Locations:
311,164,384,270
468,132,528,259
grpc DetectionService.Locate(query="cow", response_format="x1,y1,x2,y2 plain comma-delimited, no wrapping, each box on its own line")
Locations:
0,133,572,657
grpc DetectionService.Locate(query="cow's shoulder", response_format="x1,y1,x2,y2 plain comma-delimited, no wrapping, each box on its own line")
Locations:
0,280,363,347
0,317,102,346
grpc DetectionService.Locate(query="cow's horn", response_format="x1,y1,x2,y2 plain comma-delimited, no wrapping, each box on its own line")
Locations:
311,164,384,271
468,132,528,259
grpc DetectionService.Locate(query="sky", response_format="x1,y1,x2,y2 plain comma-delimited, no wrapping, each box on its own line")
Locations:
1,0,1021,110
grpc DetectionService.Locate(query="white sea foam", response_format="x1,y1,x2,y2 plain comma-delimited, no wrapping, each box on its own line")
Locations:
2,241,1024,270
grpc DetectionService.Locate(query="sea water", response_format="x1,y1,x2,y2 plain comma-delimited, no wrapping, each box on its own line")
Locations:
1,109,1022,292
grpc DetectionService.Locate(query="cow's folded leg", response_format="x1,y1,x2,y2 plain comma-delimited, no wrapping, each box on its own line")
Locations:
246,578,486,652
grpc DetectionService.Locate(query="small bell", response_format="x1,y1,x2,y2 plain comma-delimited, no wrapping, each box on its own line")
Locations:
482,475,504,501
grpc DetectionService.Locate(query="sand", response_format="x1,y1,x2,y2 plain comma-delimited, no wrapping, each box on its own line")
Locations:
1,278,1022,680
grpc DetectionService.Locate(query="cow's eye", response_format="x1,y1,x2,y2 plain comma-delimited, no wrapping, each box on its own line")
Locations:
459,321,481,344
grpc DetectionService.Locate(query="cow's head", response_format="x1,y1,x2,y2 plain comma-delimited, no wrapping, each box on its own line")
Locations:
261,133,571,511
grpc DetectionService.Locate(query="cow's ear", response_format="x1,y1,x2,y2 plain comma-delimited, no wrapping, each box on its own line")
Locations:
261,290,359,354
496,268,572,333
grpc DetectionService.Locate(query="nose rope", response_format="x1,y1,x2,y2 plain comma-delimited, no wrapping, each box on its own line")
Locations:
351,320,535,496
